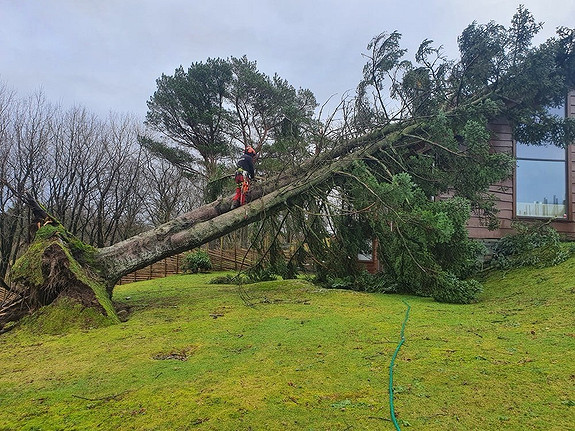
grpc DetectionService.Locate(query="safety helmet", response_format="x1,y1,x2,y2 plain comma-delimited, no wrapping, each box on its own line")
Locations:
245,146,256,156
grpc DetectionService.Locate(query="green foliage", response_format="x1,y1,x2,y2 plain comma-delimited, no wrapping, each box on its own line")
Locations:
357,6,574,153
146,59,232,159
312,215,370,283
317,161,485,303
556,26,575,88
491,223,572,269
319,271,396,293
303,8,572,304
513,106,575,147
431,272,483,304
313,10,566,301
204,163,229,202
456,20,507,95
245,265,279,283
181,249,212,274
359,30,407,119
146,56,317,201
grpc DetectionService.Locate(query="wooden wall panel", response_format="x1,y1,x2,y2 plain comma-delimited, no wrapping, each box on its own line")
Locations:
467,119,516,239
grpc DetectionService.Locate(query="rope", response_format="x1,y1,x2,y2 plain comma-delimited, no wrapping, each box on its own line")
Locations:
389,299,411,430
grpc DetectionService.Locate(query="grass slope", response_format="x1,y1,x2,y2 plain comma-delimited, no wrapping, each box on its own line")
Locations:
0,260,574,430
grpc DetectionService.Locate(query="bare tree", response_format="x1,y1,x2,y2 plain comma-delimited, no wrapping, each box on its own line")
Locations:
0,82,18,282
47,106,103,238
140,155,202,226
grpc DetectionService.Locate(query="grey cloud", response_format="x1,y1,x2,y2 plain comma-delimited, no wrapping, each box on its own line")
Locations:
1,0,573,118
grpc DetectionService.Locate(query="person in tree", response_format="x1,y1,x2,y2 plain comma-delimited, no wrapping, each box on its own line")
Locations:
231,146,257,209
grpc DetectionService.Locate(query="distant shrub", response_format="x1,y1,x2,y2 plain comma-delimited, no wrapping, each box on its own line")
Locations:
209,274,237,284
245,265,278,283
181,250,212,274
491,223,571,269
323,275,353,290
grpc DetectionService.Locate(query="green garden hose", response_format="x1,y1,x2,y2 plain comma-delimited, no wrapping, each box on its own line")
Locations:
389,299,411,430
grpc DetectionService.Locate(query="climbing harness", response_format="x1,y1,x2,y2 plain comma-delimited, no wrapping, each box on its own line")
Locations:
240,175,250,205
231,168,250,208
389,299,411,430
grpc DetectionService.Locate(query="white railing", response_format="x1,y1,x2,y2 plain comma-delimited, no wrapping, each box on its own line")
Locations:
516,202,566,218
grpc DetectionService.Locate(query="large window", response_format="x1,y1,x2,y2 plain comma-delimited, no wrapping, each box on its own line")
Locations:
516,105,567,218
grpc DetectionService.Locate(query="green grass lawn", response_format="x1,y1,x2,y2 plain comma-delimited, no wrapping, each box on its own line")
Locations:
1,259,574,430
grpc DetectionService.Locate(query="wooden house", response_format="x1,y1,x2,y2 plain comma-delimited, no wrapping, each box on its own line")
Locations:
468,90,575,240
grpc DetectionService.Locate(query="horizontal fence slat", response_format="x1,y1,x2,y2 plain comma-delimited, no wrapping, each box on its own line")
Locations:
117,246,261,285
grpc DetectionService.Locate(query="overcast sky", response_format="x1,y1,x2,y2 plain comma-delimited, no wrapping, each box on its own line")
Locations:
2,1,574,120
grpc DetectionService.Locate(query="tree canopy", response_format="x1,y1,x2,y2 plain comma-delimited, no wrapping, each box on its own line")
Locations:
143,56,317,200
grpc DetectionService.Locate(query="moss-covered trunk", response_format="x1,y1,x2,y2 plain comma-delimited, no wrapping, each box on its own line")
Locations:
3,225,120,329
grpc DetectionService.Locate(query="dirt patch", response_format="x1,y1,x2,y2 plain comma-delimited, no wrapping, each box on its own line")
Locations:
152,346,198,361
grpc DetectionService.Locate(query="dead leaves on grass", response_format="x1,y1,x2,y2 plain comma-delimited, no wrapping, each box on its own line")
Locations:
152,346,197,361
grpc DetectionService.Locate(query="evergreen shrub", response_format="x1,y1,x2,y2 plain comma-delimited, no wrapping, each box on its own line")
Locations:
181,250,212,274
320,271,396,293
432,272,483,304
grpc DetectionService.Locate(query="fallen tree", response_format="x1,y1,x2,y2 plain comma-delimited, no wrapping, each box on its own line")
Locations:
2,9,573,329
0,107,530,328
95,122,414,286
0,123,405,328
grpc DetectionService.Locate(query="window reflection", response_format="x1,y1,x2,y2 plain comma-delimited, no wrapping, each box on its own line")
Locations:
357,239,373,262
516,143,565,160
516,159,566,218
515,102,567,218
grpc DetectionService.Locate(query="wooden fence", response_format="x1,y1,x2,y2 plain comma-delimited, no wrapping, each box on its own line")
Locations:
117,246,260,285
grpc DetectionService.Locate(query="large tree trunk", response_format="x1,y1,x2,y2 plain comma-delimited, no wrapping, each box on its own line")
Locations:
96,166,323,288
94,124,412,289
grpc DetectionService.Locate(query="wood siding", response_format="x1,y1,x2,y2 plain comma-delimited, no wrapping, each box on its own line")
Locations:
467,118,515,239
